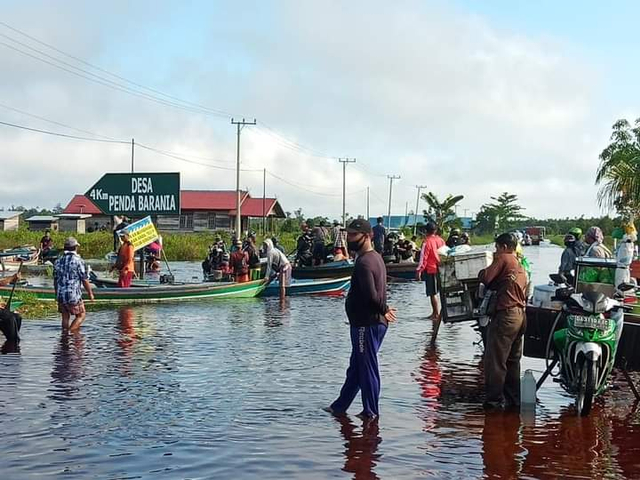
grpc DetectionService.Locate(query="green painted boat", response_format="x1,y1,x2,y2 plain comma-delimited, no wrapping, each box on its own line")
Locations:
0,280,266,305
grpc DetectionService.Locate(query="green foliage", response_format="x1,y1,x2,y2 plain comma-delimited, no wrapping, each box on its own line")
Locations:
421,192,464,234
596,119,640,217
487,192,526,232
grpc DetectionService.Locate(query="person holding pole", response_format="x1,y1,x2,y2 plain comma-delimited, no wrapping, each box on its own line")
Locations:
112,231,135,288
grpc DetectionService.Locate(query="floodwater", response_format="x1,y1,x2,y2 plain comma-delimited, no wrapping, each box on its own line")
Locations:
2,245,640,479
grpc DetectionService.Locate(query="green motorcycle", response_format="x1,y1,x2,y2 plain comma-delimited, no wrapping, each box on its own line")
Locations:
546,274,634,416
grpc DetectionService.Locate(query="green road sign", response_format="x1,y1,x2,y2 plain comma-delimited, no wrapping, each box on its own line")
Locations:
85,173,181,215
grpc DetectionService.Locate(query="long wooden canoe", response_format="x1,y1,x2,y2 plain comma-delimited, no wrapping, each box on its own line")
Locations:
292,260,417,281
260,277,351,297
0,279,266,305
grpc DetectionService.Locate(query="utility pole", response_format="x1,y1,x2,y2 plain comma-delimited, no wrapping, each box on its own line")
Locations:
414,184,427,236
131,138,135,173
231,118,256,237
386,175,400,227
262,168,267,235
366,186,370,220
339,158,356,227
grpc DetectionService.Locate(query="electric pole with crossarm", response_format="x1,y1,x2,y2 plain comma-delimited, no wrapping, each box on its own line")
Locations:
231,118,256,237
339,158,356,227
386,175,401,227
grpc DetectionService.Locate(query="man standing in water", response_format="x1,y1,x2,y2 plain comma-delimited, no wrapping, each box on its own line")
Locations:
372,217,386,254
325,219,396,419
479,233,527,409
416,222,445,320
54,237,94,332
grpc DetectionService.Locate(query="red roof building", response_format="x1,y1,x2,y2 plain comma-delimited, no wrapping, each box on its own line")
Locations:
62,190,285,233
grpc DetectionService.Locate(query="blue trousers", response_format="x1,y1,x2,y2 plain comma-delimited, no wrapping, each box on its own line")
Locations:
331,324,387,417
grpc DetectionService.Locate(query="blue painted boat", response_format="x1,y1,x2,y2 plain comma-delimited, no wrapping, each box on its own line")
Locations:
260,277,351,297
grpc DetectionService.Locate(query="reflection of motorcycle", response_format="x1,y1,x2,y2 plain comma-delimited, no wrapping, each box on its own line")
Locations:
546,274,635,416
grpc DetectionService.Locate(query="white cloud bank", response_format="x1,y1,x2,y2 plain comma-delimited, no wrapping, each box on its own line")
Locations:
0,0,615,219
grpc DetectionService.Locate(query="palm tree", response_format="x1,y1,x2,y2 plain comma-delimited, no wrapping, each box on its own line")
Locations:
596,119,640,219
422,192,464,234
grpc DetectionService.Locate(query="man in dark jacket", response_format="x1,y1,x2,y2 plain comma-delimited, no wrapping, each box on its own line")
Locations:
325,219,397,419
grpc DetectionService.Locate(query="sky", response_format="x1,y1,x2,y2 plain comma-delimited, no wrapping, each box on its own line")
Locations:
0,0,639,221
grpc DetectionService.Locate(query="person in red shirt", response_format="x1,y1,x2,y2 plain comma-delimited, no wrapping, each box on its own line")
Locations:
230,239,250,283
416,222,446,320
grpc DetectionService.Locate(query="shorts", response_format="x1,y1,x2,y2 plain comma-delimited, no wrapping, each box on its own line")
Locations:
58,300,86,315
423,273,438,296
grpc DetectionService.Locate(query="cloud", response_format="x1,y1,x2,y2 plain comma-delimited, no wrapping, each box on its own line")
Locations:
0,0,611,220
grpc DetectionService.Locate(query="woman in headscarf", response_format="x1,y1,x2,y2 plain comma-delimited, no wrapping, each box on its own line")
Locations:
263,238,292,286
584,226,612,258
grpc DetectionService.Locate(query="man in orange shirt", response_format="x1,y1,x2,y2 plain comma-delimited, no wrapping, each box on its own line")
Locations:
416,222,446,320
113,231,135,288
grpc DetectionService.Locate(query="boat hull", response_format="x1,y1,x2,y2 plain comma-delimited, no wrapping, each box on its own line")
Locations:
292,260,416,281
0,280,266,305
260,277,351,297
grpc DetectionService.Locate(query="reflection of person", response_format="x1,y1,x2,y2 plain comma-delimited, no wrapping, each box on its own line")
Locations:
325,219,396,419
478,233,527,409
481,412,522,479
334,415,382,480
53,237,94,332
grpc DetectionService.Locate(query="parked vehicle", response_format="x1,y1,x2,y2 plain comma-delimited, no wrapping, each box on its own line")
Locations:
545,273,635,415
524,226,546,246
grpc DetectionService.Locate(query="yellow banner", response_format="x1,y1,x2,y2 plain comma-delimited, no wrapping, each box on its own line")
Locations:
121,216,159,251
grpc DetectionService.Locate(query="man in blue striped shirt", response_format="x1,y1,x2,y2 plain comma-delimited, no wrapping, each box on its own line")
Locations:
53,238,94,332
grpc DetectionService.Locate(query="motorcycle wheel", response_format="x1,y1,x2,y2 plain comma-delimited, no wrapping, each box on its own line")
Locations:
576,358,597,416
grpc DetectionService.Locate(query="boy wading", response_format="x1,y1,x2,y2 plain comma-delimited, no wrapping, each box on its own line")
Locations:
479,233,528,409
326,219,396,419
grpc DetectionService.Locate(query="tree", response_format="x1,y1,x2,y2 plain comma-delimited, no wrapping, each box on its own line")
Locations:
474,204,498,234
596,118,640,219
421,192,464,234
487,192,526,231
52,203,64,214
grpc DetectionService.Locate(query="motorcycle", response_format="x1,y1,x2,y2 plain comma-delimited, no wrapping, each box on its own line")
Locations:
545,273,635,416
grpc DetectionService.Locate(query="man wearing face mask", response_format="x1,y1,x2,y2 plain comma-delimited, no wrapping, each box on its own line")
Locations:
325,219,397,419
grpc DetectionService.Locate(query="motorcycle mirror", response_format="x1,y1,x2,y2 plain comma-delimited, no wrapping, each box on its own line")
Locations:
549,273,567,285
617,282,636,292
554,287,573,300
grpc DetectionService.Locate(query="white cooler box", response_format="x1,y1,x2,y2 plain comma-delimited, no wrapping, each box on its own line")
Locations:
451,250,493,280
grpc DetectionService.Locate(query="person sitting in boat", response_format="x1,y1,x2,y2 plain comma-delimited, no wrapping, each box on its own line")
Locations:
295,224,314,267
263,239,291,286
39,230,54,260
230,239,250,283
382,232,399,263
333,227,349,261
397,236,416,263
585,226,612,258
272,237,286,254
243,232,260,270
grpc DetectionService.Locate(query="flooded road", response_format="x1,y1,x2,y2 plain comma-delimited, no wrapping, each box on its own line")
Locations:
1,245,640,478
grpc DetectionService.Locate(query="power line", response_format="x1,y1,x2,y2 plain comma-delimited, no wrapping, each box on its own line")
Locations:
0,119,129,144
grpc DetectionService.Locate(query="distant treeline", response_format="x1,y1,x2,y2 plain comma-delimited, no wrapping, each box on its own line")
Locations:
508,216,625,236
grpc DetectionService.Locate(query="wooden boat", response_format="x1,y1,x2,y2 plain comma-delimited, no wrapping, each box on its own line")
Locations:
292,260,416,281
0,279,266,305
260,277,351,297
0,247,40,271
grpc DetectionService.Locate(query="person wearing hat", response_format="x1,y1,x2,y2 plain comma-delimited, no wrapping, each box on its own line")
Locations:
559,233,580,283
325,218,397,419
230,238,250,283
112,231,135,288
53,237,94,332
584,226,612,258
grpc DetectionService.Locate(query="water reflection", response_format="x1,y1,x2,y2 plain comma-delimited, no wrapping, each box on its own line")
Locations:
482,411,524,479
1,339,20,354
335,415,382,480
49,332,85,401
117,307,136,375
